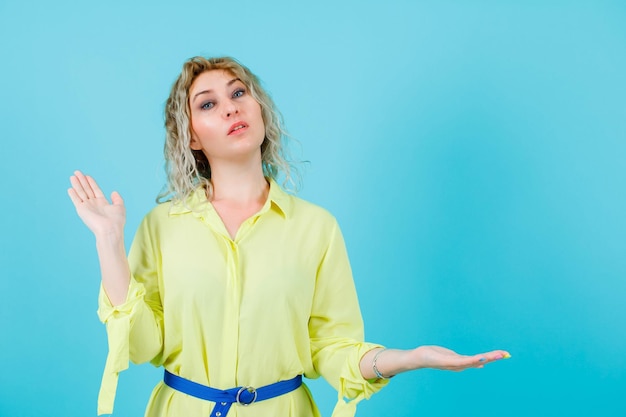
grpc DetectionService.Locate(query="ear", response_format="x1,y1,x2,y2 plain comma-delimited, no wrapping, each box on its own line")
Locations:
189,135,202,151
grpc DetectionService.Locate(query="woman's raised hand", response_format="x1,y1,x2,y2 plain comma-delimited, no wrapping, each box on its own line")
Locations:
67,170,131,304
67,170,126,237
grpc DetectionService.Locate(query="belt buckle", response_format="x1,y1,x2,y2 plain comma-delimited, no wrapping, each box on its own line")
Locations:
236,386,257,406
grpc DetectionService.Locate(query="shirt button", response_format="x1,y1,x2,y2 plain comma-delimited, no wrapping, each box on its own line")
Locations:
216,413,222,417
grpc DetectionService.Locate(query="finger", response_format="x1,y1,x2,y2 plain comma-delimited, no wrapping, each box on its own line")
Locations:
446,354,491,371
70,175,88,201
463,355,486,368
111,191,124,206
485,350,511,361
86,175,106,199
74,170,97,199
67,188,83,206
435,355,478,371
475,350,511,365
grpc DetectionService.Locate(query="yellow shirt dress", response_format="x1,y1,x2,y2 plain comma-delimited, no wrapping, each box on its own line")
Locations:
96,180,388,417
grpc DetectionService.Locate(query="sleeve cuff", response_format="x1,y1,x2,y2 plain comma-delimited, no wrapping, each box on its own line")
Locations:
331,343,391,417
95,278,147,415
97,278,145,323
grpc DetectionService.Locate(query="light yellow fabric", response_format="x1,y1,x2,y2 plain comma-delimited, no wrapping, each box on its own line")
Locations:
96,180,388,416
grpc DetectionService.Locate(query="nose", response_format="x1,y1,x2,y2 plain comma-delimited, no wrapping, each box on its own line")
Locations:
224,100,239,118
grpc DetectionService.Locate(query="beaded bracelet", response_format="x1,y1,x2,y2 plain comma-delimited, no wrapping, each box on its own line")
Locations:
372,348,393,379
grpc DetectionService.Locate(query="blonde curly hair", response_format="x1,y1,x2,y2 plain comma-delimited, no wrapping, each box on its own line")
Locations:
158,56,298,203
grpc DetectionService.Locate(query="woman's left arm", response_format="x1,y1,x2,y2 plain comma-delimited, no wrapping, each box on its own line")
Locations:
359,346,511,380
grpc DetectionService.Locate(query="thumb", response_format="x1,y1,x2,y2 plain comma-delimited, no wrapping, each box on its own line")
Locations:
110,191,124,206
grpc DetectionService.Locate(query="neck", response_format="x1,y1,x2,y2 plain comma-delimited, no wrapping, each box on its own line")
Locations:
208,157,269,204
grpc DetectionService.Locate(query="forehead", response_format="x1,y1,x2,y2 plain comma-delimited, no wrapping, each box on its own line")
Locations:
189,70,240,94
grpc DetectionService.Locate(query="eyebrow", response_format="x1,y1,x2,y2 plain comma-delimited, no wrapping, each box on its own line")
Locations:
192,78,242,103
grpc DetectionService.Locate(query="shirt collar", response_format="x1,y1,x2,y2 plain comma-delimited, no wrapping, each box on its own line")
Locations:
266,178,292,218
168,178,292,218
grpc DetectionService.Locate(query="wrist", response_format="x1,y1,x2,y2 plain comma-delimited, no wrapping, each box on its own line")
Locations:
395,349,421,373
95,229,125,246
371,349,387,378
365,348,416,380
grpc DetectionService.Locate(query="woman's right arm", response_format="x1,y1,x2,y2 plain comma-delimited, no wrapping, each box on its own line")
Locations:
67,170,130,305
68,170,164,414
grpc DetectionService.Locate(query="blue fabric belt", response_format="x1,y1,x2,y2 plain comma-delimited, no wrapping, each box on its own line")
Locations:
164,370,303,417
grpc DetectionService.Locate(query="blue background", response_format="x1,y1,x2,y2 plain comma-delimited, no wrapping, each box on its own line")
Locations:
1,1,624,416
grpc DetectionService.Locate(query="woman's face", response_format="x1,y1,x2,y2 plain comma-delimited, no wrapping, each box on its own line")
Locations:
188,70,265,164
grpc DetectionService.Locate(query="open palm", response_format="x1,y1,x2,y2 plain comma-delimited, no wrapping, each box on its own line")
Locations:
411,345,509,371
67,170,126,236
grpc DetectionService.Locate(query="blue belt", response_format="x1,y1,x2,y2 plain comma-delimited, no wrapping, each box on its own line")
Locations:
164,370,302,417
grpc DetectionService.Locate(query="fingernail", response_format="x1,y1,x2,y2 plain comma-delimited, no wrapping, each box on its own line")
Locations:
503,353,511,359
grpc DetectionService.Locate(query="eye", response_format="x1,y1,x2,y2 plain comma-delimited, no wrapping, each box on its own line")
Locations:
233,88,245,98
200,101,214,110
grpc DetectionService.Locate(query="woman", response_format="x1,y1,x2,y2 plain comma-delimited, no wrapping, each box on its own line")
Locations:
68,56,509,417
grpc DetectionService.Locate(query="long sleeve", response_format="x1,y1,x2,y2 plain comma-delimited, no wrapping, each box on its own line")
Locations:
308,220,389,417
95,216,164,415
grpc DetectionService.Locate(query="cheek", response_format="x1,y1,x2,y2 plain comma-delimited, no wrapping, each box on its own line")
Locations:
191,116,218,139
253,106,265,132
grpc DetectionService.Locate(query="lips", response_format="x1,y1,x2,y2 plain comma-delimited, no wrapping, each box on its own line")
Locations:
228,121,249,135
